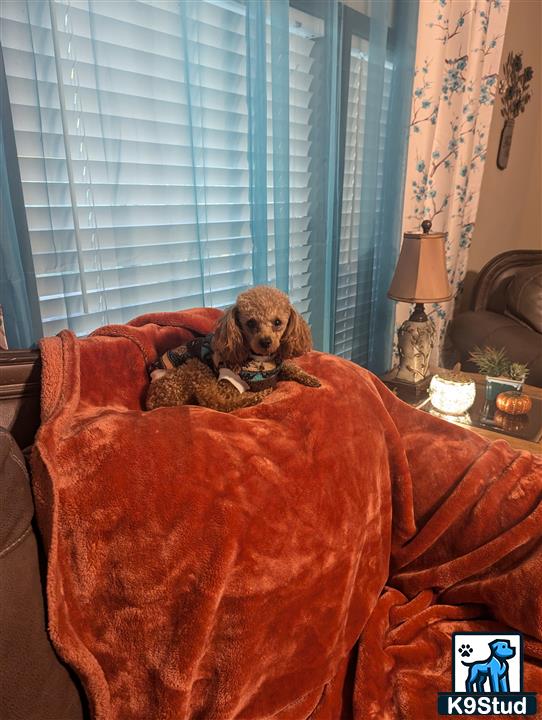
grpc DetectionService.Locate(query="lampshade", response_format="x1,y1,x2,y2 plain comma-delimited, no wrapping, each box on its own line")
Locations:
388,220,453,303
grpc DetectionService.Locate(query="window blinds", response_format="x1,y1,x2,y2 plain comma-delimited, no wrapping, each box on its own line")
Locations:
0,0,320,337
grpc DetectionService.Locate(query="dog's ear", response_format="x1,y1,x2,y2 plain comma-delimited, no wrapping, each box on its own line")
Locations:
212,305,248,369
279,307,313,360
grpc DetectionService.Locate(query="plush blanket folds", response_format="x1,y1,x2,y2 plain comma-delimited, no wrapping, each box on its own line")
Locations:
31,309,542,720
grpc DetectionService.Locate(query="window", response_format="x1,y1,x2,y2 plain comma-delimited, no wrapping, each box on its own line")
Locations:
1,0,418,372
1,0,321,336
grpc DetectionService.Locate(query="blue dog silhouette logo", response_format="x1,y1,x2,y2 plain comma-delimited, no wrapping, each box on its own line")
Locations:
437,632,538,715
461,638,515,693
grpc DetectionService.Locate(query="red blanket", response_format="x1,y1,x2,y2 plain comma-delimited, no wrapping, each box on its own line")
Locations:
31,309,542,719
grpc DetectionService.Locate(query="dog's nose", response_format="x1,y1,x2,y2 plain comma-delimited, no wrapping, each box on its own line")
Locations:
259,337,272,349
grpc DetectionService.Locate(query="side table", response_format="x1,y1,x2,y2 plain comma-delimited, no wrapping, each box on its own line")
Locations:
384,369,542,455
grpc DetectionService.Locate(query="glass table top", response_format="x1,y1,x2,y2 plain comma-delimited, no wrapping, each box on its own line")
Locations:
421,380,542,443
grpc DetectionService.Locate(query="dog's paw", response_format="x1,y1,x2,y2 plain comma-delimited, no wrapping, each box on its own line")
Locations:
459,644,473,658
294,372,321,387
239,388,273,407
304,376,321,387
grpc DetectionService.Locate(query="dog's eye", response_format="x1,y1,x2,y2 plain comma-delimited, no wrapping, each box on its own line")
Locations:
246,319,258,331
273,319,282,327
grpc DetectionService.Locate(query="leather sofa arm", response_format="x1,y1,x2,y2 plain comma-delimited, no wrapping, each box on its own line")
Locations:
0,427,85,719
472,249,542,313
0,349,41,451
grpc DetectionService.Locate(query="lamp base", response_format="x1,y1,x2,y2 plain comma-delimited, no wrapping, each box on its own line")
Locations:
393,312,435,384
381,371,432,404
382,303,436,404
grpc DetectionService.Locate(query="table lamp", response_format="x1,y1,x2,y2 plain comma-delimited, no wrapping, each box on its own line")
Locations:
384,219,453,401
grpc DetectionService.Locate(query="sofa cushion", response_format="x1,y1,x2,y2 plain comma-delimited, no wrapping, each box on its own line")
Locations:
449,310,542,387
0,428,84,720
505,266,542,333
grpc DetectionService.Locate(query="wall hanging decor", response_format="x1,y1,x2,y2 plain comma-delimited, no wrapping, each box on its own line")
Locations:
497,51,534,170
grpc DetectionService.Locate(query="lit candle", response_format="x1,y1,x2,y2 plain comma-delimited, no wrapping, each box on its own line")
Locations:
429,374,476,416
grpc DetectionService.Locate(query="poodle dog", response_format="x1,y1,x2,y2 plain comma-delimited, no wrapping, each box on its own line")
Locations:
146,286,321,413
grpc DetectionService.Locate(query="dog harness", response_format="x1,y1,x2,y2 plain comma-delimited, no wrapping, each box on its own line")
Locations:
150,334,282,393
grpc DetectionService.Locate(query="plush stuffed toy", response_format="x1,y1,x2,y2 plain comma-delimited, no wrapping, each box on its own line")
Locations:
146,286,321,413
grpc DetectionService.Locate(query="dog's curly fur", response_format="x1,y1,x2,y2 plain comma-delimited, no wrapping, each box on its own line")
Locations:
146,286,321,412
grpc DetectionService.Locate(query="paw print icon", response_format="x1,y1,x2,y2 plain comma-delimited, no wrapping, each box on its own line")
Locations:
459,644,473,658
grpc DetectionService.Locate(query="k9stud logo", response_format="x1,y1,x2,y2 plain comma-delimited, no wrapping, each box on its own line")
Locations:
438,633,537,716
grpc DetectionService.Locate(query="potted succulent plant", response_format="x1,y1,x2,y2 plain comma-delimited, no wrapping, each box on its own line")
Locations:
469,346,529,403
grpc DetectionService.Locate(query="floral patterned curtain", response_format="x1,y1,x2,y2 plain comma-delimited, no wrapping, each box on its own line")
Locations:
399,0,510,364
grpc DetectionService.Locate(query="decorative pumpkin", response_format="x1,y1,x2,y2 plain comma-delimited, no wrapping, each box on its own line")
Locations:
494,409,529,433
495,391,532,415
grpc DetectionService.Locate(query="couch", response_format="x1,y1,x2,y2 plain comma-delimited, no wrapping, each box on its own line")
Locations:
0,350,86,719
0,427,86,719
446,249,542,386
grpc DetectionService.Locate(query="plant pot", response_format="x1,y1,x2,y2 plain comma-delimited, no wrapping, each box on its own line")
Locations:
485,375,523,404
497,118,515,170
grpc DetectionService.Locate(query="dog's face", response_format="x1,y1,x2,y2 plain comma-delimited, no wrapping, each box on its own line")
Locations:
236,289,291,356
212,286,313,368
490,640,515,660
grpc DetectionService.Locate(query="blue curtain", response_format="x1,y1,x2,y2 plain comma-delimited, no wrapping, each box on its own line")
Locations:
0,0,417,370
352,0,419,374
268,0,291,295
0,51,42,348
245,0,269,287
